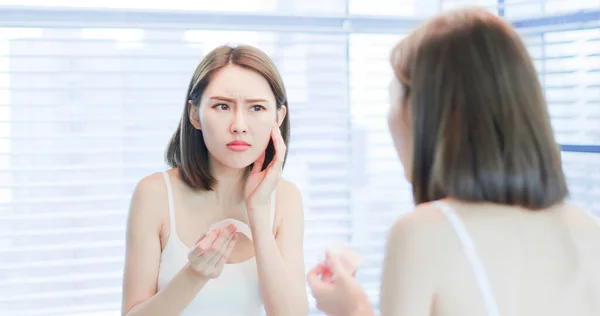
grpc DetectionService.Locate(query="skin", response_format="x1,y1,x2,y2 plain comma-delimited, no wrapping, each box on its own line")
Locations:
121,64,309,316
307,78,600,316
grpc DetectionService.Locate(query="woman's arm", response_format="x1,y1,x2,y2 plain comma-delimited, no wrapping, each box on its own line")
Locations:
120,175,206,316
379,207,438,316
249,180,309,316
121,174,236,316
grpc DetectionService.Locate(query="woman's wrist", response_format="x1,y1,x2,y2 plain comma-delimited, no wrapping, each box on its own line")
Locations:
182,262,210,284
350,294,374,316
247,205,270,226
246,202,269,214
350,304,374,316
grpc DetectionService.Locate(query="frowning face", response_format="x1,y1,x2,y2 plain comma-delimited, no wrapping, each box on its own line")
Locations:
189,64,286,170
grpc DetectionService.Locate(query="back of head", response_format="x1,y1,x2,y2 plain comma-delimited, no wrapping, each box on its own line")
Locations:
390,8,568,209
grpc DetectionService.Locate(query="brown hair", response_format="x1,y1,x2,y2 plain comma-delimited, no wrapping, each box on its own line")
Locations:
165,44,290,190
390,8,568,209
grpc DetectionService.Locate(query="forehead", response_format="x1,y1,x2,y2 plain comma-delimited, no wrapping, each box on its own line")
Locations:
203,64,275,101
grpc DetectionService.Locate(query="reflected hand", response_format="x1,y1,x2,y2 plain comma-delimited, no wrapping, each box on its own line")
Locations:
187,224,238,279
244,124,286,213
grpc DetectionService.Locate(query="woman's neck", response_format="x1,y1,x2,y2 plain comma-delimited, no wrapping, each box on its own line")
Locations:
208,159,248,207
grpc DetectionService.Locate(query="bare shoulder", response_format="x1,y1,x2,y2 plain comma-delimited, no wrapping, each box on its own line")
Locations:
275,178,302,201
562,202,597,217
131,172,168,207
558,202,600,230
390,203,448,236
121,172,170,313
127,171,170,231
275,179,304,212
273,179,304,229
134,171,168,193
379,204,445,314
387,202,457,256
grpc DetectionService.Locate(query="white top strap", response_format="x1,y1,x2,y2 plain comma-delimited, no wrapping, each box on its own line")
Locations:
433,201,502,316
161,171,176,233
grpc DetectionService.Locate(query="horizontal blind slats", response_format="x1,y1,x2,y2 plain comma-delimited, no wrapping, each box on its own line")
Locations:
1,5,599,316
0,26,351,316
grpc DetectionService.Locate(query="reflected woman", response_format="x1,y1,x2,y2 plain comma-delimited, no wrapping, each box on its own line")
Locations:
121,45,309,316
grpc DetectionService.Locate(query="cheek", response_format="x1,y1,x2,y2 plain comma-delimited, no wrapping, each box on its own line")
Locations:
388,103,411,157
387,103,402,136
251,115,275,143
199,112,225,145
200,109,227,130
198,108,210,129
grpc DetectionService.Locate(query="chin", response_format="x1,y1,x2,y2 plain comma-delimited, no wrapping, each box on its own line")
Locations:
218,153,259,169
208,151,256,171
221,158,256,170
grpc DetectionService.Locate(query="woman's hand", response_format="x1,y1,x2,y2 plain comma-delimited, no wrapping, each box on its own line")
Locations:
187,224,238,279
244,124,286,214
307,253,374,316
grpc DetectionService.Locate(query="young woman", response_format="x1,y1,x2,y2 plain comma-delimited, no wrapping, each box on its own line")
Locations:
308,7,600,316
121,45,309,316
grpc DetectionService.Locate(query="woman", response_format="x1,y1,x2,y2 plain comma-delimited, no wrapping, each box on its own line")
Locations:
308,8,600,316
121,45,309,316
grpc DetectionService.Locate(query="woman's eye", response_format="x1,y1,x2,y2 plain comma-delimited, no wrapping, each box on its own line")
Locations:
214,104,229,110
251,105,264,111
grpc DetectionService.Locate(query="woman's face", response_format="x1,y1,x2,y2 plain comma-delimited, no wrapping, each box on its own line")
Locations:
387,78,412,182
189,64,286,170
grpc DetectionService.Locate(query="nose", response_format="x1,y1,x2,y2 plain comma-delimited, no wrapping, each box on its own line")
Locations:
230,111,248,134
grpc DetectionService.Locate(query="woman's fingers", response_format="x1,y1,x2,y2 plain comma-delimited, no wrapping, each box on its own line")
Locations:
263,126,286,181
274,125,286,161
307,263,327,289
215,234,238,267
324,252,355,285
189,230,218,258
206,228,235,267
251,151,266,174
186,225,240,278
272,126,286,167
321,266,334,283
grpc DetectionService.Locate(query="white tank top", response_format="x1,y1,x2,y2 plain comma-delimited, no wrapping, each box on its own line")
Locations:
156,171,276,316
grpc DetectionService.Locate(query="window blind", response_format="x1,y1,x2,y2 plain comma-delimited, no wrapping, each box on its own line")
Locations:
0,1,598,316
540,27,600,216
0,24,351,316
348,33,412,307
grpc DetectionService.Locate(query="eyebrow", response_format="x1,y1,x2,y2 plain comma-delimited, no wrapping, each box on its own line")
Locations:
209,96,269,103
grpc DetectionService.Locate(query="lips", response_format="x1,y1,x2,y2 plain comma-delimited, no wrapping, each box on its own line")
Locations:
227,140,251,152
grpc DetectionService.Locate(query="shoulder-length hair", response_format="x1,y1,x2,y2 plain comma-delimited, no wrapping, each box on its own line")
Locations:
390,8,568,209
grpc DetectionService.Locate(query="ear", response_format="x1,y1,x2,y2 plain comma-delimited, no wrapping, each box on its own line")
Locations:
188,100,202,130
276,104,287,127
